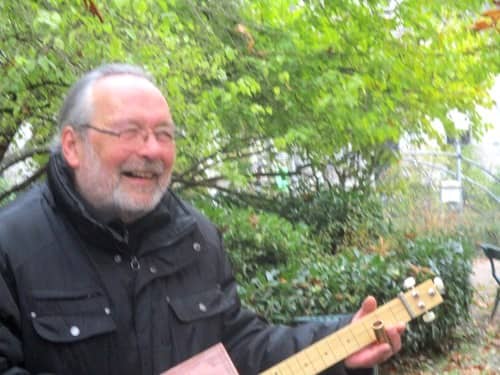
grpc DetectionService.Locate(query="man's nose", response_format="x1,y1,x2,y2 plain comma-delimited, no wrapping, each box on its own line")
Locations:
137,132,165,159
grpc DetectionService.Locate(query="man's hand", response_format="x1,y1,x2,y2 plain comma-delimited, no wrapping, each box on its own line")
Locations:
344,296,405,369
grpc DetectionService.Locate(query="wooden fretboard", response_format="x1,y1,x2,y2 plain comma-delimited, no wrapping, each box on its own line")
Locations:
260,279,443,375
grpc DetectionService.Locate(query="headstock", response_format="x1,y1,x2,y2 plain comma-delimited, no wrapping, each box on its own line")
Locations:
400,277,445,322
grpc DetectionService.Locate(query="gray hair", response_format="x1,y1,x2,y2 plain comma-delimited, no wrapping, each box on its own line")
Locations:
51,63,154,151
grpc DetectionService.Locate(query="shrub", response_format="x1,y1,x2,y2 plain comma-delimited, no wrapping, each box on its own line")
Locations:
236,235,474,355
276,188,391,254
192,199,322,280
185,190,475,355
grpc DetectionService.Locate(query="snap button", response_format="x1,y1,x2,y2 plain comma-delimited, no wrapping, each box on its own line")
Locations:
104,307,111,315
193,242,201,252
198,302,207,312
30,312,37,319
114,254,122,263
70,326,80,337
130,256,141,270
149,266,157,274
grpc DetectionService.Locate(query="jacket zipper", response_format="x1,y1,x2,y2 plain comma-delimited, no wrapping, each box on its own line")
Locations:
129,253,143,372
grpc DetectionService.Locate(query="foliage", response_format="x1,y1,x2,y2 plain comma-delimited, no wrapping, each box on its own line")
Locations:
403,237,475,354
236,235,475,355
276,187,391,254
1,0,499,202
192,198,322,280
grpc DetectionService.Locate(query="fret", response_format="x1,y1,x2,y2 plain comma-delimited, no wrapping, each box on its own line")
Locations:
294,350,315,374
323,335,342,363
263,366,284,375
325,334,347,359
376,304,398,325
314,340,338,368
287,356,307,375
371,301,408,326
389,302,410,323
302,346,326,373
361,319,377,343
337,327,360,353
350,321,373,347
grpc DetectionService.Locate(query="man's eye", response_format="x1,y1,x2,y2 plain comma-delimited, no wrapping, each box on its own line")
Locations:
121,128,140,139
155,129,173,142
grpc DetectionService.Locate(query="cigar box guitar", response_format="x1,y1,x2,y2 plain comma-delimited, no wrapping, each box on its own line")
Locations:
163,277,445,375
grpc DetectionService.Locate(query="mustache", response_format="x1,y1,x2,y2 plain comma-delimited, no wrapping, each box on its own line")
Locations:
120,158,165,175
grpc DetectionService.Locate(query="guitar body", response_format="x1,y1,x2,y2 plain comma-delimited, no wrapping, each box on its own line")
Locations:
162,343,238,375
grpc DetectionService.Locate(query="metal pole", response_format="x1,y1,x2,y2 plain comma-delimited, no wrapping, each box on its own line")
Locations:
455,140,463,211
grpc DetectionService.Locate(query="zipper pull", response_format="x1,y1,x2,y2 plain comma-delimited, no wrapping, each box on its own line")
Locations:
130,256,141,271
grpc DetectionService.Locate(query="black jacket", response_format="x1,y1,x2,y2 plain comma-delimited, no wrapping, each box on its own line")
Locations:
0,154,372,375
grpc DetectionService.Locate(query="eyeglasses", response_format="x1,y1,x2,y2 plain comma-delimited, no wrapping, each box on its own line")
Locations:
81,124,174,146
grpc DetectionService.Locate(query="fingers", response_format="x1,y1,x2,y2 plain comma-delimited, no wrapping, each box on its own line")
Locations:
344,322,406,369
347,297,407,369
386,323,406,354
344,341,392,368
372,323,406,363
361,296,377,314
352,296,377,322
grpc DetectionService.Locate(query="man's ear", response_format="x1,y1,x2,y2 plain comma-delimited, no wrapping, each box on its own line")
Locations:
61,126,82,169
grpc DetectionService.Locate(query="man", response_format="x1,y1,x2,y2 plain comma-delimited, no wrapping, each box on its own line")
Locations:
0,64,404,374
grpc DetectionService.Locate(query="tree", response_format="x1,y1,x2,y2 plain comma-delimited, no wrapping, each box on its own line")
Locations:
1,0,498,203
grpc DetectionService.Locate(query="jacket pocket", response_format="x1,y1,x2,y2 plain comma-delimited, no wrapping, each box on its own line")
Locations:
30,289,116,342
169,286,233,322
165,286,234,365
25,289,116,374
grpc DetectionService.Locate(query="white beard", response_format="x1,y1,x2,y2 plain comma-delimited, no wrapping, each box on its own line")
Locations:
74,139,170,223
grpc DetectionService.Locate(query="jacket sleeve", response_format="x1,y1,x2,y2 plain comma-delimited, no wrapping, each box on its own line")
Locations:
0,250,33,375
217,250,373,375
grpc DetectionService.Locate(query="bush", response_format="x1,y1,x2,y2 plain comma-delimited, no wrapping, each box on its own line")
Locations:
192,200,322,280
236,235,474,355
185,190,475,355
276,188,391,254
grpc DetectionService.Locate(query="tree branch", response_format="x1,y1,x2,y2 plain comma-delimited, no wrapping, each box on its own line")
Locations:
0,164,47,202
178,137,271,179
0,146,50,174
172,175,225,190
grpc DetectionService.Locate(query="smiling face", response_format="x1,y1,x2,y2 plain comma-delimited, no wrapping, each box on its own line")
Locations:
63,74,176,222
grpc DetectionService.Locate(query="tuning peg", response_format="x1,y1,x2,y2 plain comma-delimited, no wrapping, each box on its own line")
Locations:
433,277,445,294
423,311,436,323
403,277,416,289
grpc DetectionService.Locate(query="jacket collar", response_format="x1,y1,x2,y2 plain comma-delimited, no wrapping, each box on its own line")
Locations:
45,152,194,253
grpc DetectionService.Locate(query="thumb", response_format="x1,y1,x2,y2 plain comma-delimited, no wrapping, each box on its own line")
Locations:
352,296,377,322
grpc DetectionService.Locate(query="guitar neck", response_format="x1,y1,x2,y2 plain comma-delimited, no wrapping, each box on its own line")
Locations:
260,279,443,375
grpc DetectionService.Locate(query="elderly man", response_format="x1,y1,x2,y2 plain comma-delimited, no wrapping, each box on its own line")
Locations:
0,64,404,375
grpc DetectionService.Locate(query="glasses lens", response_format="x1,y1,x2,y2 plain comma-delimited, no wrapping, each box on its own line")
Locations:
120,128,141,142
154,128,174,143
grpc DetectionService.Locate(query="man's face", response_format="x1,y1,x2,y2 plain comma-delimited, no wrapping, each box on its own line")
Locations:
72,74,176,222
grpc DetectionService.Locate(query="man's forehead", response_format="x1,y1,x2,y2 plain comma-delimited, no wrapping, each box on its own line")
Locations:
92,73,162,95
90,74,172,126
91,74,170,109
